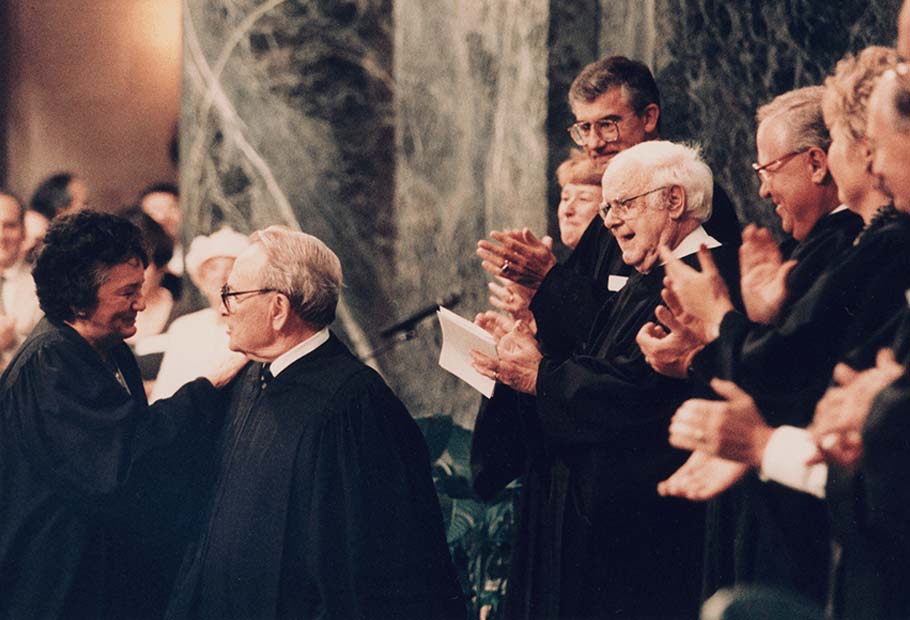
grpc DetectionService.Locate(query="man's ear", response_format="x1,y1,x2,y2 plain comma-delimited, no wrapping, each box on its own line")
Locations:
807,147,830,184
270,293,292,331
640,103,660,135
666,185,687,219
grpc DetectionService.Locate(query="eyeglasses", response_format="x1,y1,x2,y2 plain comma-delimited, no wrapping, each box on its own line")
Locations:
220,284,275,314
751,148,809,182
599,185,669,220
567,116,621,146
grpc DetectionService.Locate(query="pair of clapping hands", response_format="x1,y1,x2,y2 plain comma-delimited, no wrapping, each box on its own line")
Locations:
643,224,906,499
470,228,556,395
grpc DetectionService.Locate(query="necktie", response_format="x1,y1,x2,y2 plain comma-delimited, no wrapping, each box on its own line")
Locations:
259,363,273,391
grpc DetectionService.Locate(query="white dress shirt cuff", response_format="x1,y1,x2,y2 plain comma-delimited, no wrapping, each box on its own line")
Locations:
759,426,827,499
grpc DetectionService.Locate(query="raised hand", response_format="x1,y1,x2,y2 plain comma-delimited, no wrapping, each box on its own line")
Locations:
739,224,797,324
476,228,557,289
810,348,906,468
471,320,542,395
637,303,707,378
488,276,536,330
659,244,733,340
669,378,773,467
657,451,750,501
474,310,515,342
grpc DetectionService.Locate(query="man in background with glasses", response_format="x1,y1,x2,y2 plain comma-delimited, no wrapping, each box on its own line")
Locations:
477,56,740,361
166,227,463,620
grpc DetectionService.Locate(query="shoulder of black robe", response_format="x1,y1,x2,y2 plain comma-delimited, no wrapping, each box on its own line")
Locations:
703,181,742,247
0,317,224,620
690,210,910,426
470,385,544,500
168,334,464,620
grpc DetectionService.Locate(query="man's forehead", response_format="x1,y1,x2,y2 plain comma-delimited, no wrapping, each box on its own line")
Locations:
572,85,632,121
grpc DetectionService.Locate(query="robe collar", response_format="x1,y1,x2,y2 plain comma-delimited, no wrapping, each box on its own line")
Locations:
663,225,721,264
269,327,330,378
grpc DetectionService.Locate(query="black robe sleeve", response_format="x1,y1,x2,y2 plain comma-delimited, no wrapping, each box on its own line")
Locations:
690,214,910,426
284,371,464,620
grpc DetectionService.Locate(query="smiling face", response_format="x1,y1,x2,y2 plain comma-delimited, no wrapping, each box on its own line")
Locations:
82,257,147,345
755,117,831,241
571,86,656,174
557,183,601,249
600,176,676,274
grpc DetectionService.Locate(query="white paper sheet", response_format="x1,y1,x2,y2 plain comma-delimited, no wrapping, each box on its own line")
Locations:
436,306,497,397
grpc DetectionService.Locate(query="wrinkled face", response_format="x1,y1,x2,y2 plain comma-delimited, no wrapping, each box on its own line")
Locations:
0,196,24,269
571,87,653,174
826,121,871,211
85,258,146,342
755,117,827,241
198,256,237,308
20,210,49,262
222,244,277,357
141,191,182,239
601,177,673,274
868,78,910,212
557,183,601,249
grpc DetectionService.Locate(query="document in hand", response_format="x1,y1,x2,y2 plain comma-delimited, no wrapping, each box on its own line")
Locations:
436,306,497,397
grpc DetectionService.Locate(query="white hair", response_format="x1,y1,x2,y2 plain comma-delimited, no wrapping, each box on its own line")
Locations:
603,140,714,223
249,226,343,328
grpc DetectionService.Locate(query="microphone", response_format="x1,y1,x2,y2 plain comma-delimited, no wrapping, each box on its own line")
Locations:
380,290,462,338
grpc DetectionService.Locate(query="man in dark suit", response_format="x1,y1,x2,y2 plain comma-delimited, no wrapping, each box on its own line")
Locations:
166,227,463,620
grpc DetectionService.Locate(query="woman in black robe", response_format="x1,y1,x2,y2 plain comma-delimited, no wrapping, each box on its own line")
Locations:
0,211,242,619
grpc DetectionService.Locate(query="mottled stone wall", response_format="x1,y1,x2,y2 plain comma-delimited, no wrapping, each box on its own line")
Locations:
181,0,395,364
601,0,902,229
393,0,550,423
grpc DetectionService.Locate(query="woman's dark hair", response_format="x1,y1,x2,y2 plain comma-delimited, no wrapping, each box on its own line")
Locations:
123,207,174,268
30,172,74,220
33,210,148,323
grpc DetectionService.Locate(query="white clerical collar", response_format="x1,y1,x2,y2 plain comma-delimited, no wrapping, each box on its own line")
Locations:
269,327,330,377
829,204,849,216
666,225,721,262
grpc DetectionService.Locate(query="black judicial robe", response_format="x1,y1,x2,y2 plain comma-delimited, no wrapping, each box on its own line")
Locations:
166,334,464,620
691,207,910,604
699,208,862,600
531,182,739,360
491,245,739,620
816,310,910,619
0,318,225,620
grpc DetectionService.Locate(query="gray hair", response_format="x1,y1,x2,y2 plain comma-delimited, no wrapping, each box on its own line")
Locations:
604,140,714,223
757,86,831,151
249,226,343,328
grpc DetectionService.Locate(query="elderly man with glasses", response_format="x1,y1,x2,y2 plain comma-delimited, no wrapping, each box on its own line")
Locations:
165,226,463,620
472,140,740,620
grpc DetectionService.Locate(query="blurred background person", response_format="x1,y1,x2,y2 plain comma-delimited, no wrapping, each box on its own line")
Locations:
138,182,184,296
29,171,89,220
151,227,249,401
0,190,42,370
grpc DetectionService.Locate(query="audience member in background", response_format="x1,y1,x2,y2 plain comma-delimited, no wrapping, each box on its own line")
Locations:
0,210,243,619
0,191,42,369
151,227,250,402
18,209,49,265
123,210,176,394
139,183,184,294
29,171,89,220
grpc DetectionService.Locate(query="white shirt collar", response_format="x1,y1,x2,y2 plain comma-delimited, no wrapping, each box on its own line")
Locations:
829,204,849,215
667,225,721,262
269,327,330,377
